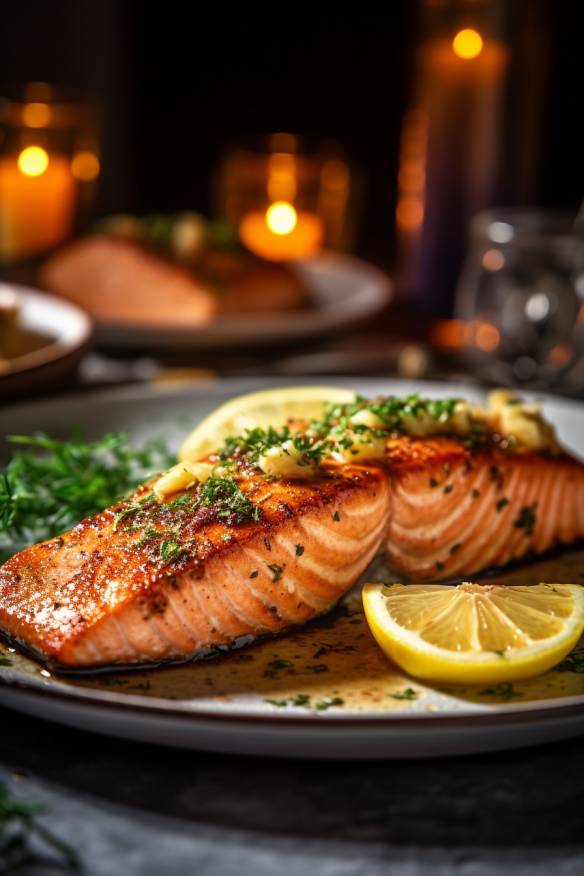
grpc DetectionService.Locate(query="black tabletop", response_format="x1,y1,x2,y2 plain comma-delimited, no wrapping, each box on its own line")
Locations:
1,705,584,875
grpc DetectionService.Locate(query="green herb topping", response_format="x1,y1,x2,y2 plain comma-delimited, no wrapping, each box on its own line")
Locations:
0,781,79,872
0,432,175,562
513,504,537,537
389,687,419,701
267,563,284,582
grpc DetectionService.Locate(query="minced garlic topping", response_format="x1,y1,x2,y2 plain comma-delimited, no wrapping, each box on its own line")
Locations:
153,389,559,501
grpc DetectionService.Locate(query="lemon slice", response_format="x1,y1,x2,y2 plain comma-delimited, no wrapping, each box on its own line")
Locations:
362,582,584,685
178,385,354,461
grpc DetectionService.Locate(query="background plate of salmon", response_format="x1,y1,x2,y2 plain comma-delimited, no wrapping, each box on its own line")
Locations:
1,378,584,759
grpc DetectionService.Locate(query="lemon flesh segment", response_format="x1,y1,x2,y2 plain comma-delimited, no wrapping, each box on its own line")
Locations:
362,582,584,685
179,385,354,462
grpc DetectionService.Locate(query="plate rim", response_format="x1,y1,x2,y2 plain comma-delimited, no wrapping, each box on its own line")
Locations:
2,671,584,729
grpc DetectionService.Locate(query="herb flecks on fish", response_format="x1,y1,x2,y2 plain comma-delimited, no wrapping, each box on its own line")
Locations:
113,474,263,567
513,504,537,537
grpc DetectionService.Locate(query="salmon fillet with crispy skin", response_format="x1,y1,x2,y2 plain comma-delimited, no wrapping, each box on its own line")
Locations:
1,437,583,670
0,464,389,668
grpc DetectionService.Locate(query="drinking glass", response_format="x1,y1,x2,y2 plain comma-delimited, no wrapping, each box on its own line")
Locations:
455,210,584,390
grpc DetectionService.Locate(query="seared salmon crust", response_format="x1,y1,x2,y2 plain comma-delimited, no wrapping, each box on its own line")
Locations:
1,436,583,669
0,465,389,667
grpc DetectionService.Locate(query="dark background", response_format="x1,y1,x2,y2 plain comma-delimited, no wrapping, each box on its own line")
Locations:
3,0,584,263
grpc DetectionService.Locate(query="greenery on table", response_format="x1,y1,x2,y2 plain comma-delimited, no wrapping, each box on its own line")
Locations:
0,782,79,874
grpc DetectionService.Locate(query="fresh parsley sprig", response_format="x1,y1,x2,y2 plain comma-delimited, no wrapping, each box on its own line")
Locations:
0,782,79,874
0,432,175,562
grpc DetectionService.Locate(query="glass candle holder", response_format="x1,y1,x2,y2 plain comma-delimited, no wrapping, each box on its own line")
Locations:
0,83,100,264
455,210,584,389
214,134,355,261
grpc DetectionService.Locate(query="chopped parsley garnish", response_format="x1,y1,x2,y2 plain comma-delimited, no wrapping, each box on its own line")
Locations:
249,569,259,578
267,563,284,582
332,511,341,521
315,696,344,710
295,544,304,556
496,497,509,513
199,476,261,524
264,693,343,710
389,687,419,701
449,542,462,554
478,682,523,701
263,536,272,551
513,504,537,536
212,392,508,479
443,483,453,494
0,432,175,562
159,539,183,563
489,465,504,489
265,693,311,708
429,477,439,488
263,658,293,678
555,651,584,673
471,488,480,499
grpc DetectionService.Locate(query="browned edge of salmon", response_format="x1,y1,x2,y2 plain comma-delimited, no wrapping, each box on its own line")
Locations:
0,464,390,668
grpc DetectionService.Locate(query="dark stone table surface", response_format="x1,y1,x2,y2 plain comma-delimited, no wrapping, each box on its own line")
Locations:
1,705,584,876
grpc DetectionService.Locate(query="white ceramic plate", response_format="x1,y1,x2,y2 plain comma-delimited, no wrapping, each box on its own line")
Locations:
0,284,93,400
1,378,584,759
94,254,392,350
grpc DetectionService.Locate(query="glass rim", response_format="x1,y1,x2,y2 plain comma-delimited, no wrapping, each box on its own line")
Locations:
471,209,584,246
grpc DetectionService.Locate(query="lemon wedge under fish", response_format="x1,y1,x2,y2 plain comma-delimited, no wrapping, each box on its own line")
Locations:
178,385,354,462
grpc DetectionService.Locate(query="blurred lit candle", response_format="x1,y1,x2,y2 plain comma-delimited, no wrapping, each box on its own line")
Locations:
239,200,323,261
0,145,77,261
396,24,508,315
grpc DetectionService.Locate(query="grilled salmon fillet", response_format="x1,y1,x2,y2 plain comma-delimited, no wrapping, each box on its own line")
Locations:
0,465,389,668
1,436,583,670
384,437,584,580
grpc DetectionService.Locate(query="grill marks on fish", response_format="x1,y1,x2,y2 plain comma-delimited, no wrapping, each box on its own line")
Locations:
1,434,584,669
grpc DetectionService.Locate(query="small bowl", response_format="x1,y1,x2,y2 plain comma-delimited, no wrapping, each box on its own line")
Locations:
0,284,93,401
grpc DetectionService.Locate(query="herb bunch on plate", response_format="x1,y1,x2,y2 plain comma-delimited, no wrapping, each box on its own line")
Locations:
0,433,175,563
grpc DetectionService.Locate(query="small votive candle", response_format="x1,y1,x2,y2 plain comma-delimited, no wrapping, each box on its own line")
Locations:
0,84,100,263
216,134,354,261
0,149,77,261
239,201,323,261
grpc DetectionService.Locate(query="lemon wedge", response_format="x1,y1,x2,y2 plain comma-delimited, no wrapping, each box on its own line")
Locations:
179,385,354,462
362,582,584,685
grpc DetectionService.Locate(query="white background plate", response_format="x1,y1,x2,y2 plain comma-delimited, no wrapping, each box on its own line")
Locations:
1,378,584,758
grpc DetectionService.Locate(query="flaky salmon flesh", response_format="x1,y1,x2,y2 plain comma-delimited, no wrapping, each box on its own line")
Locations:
0,437,583,669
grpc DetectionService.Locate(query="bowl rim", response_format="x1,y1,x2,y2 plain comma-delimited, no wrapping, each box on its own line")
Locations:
0,283,93,379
